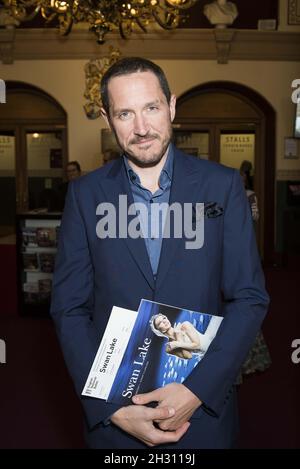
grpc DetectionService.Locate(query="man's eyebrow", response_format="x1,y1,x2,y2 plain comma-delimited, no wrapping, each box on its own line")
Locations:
112,107,132,116
144,100,161,108
112,99,162,116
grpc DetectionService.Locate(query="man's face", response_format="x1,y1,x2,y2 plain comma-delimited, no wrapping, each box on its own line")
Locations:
101,71,176,167
66,165,80,181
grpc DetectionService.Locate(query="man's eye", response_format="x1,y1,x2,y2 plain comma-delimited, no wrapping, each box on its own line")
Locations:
118,112,131,120
148,106,158,112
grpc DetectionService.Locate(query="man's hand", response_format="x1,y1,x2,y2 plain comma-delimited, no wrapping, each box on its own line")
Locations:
251,201,259,221
132,383,202,431
110,403,190,447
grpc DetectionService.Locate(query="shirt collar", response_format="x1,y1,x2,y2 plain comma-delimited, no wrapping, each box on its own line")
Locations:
123,143,174,188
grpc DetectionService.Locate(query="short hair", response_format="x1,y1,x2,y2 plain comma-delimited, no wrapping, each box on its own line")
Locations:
100,57,171,115
67,161,81,172
240,160,253,190
240,160,252,174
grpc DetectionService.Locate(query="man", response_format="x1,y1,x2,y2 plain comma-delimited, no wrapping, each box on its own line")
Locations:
50,57,269,449
57,161,82,210
102,148,120,165
66,160,82,181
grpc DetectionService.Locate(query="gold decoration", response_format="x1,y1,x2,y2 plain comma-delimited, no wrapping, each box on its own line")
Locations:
83,47,122,119
3,1,198,44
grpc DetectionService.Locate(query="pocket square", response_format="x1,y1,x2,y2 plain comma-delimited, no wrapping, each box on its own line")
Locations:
192,202,223,221
204,202,223,218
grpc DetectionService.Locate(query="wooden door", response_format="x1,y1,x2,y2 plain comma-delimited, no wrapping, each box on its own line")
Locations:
173,83,275,262
0,83,67,238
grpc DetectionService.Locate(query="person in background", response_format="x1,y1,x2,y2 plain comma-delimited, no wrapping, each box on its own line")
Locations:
102,148,120,165
237,160,272,383
240,160,259,222
57,161,82,210
66,161,82,181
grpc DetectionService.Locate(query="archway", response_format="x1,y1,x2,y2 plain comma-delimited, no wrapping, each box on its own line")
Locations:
0,81,68,238
174,81,275,265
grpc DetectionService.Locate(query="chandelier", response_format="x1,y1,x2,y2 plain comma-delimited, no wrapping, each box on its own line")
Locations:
3,1,198,44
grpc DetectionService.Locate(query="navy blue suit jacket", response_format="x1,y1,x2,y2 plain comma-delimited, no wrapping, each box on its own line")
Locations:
50,148,269,449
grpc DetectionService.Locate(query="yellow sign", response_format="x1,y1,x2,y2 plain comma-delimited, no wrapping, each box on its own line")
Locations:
220,134,255,170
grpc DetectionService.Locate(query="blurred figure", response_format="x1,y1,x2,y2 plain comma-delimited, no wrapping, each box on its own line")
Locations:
57,161,82,210
240,160,259,223
102,148,120,165
66,161,82,181
237,160,272,383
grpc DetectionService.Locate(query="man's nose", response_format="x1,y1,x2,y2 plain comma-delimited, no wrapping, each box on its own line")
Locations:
133,113,149,136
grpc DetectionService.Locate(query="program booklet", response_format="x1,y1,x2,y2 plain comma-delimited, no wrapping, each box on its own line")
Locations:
82,299,223,405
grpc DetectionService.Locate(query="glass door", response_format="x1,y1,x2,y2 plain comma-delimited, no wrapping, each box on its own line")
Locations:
217,125,258,196
0,130,16,239
219,130,256,173
173,126,214,160
25,129,65,212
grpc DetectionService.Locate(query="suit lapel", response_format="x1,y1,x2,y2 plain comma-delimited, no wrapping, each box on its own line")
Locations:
99,158,155,290
155,150,203,290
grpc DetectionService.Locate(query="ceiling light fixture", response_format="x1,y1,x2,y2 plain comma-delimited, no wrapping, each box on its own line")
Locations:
3,0,198,44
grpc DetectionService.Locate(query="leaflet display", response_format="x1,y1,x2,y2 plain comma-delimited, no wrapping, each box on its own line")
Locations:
17,214,61,315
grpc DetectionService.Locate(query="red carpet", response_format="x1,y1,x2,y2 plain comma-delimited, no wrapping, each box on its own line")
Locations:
0,244,299,448
237,267,300,448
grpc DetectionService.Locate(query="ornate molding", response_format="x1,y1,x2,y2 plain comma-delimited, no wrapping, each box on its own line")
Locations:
0,27,15,64
1,28,300,63
83,47,122,119
214,28,235,64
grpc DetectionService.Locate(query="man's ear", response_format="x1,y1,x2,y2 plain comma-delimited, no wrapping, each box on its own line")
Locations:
100,108,111,129
169,94,176,123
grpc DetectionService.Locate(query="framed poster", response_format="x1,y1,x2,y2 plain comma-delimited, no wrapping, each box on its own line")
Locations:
284,138,299,159
288,0,300,25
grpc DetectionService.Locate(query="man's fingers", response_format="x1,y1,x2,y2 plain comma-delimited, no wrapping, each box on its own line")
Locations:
170,421,191,441
148,405,175,421
133,389,161,405
145,421,191,446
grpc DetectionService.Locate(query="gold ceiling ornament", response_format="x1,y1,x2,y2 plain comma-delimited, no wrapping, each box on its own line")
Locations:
83,46,122,119
3,0,198,44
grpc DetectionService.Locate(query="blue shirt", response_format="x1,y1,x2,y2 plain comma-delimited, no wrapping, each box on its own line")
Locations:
123,146,174,277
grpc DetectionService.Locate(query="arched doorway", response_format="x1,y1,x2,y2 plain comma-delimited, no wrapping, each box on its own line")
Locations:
0,82,68,239
173,82,275,264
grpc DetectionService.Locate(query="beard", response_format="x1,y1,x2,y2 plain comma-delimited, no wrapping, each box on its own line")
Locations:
113,127,173,169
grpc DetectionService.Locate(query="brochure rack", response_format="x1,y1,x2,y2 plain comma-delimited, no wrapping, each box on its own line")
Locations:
16,212,61,316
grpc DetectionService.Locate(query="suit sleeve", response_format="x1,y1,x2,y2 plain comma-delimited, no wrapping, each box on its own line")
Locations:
50,181,120,430
183,169,270,417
